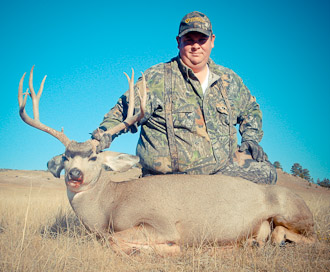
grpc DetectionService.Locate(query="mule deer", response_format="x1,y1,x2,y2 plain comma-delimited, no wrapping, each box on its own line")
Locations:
18,66,315,255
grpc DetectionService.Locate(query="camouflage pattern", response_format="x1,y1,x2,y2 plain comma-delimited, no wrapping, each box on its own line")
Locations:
218,148,277,184
97,56,270,179
178,11,212,37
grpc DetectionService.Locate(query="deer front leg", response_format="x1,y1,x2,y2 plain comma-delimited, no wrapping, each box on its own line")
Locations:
109,225,181,256
247,220,271,247
255,220,271,246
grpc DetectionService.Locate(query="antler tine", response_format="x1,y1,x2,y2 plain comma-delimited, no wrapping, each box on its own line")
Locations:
105,69,147,137
139,72,147,117
28,65,47,121
18,66,71,147
18,72,28,109
123,68,135,118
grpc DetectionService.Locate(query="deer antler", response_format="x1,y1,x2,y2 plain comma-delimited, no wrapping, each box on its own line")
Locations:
102,69,147,137
18,66,71,147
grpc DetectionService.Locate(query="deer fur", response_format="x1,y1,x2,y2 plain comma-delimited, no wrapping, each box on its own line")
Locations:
47,140,315,255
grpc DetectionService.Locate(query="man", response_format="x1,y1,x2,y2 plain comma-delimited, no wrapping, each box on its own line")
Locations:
92,11,277,184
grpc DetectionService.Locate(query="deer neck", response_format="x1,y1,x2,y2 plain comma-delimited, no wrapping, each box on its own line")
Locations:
67,169,121,229
67,168,118,205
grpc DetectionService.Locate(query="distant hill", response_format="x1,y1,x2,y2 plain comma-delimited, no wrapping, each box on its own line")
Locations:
0,169,329,203
276,169,330,202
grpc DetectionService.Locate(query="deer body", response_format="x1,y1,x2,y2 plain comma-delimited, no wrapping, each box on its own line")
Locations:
18,67,315,255
64,150,314,251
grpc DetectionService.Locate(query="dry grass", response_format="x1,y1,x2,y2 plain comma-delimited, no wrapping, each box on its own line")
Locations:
0,170,329,272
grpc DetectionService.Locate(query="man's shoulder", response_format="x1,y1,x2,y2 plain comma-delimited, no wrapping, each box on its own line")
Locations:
144,57,178,74
209,59,243,84
142,62,165,85
209,59,236,76
141,61,168,94
143,57,179,85
144,61,168,76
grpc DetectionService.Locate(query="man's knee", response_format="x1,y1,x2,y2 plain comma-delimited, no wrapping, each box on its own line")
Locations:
267,161,277,184
219,159,277,185
252,160,277,184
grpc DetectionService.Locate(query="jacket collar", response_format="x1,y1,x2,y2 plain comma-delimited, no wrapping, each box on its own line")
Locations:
174,55,220,85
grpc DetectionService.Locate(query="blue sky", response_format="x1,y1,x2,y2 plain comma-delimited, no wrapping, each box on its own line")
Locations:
1,0,329,181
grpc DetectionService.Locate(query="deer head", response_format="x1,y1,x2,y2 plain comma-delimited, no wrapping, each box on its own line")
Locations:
48,142,139,192
18,66,146,191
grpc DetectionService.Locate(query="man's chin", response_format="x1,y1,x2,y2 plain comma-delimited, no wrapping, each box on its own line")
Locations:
189,56,202,63
181,56,206,71
189,60,207,71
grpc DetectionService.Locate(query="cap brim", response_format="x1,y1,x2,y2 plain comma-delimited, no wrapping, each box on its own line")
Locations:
178,28,211,38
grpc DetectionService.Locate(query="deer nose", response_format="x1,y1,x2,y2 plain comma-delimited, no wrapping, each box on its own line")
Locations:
68,168,83,181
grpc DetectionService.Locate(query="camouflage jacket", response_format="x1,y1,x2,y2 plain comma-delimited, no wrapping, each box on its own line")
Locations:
98,56,263,174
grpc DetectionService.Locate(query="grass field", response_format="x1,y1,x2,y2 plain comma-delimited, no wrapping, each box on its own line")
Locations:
0,169,329,271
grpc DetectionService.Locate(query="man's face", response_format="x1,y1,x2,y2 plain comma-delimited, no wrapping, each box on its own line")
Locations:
176,31,215,72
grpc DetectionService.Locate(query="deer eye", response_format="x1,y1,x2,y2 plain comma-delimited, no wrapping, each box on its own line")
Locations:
62,155,69,162
89,156,97,162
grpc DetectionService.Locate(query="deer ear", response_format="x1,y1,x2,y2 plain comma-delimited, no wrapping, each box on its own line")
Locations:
99,151,140,172
47,154,65,178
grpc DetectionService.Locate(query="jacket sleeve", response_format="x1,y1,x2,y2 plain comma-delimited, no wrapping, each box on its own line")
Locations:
235,75,264,143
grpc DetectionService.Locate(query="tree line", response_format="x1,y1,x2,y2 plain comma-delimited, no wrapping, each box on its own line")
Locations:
273,161,330,188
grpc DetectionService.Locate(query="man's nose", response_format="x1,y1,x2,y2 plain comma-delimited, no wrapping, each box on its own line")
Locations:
191,41,201,48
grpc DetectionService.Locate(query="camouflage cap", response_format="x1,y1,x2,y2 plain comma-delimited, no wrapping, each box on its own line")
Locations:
178,11,212,38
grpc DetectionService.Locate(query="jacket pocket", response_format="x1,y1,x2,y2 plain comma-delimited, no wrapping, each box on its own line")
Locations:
173,104,197,131
216,103,230,125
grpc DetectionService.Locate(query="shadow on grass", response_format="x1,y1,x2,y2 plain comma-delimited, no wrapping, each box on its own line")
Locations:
40,208,88,239
0,220,6,234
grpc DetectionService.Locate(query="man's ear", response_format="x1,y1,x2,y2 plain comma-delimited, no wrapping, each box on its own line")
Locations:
47,154,65,178
210,34,215,49
99,151,140,172
176,36,181,49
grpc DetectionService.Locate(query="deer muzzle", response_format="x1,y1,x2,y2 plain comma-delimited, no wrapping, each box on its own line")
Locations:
67,167,84,187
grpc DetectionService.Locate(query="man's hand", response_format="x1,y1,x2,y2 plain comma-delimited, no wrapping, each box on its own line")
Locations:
239,140,268,162
91,128,112,153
